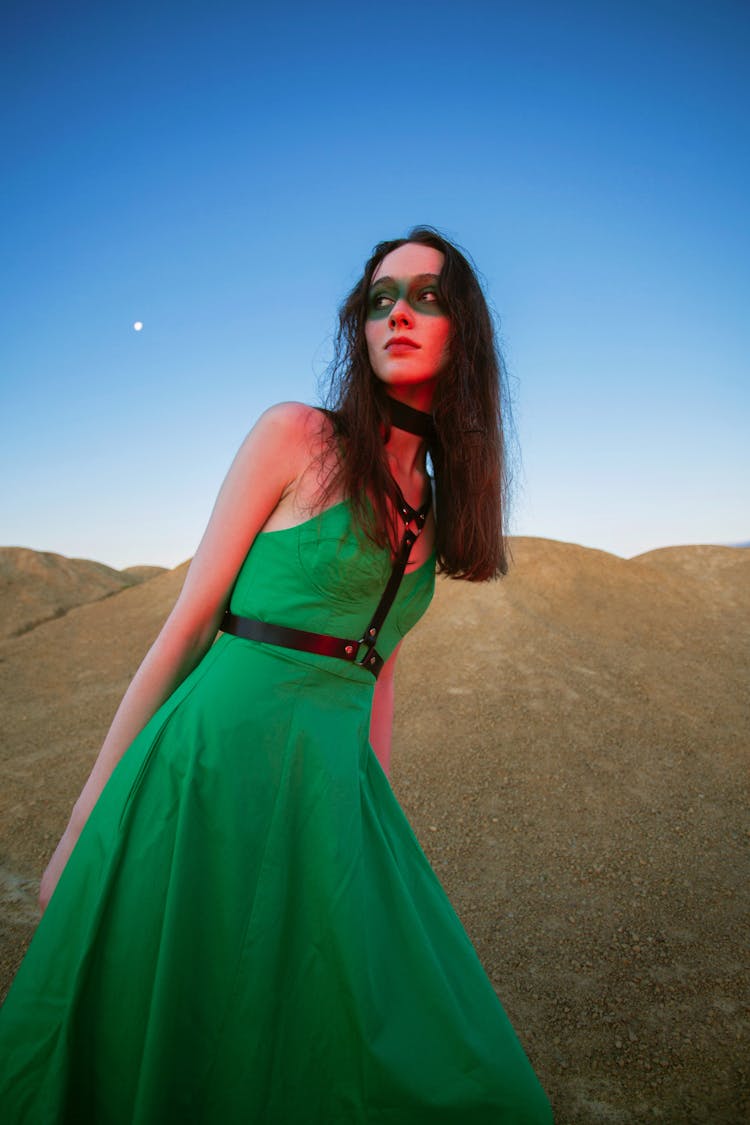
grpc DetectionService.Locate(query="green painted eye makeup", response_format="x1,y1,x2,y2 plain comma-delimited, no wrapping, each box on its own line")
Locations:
367,274,446,320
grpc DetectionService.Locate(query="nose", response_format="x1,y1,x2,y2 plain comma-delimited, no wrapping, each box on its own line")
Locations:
388,299,413,329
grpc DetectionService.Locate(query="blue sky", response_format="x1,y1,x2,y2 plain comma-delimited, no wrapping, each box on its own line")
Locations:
2,0,747,569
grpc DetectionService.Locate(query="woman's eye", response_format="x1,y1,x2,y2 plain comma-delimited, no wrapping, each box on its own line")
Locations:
371,293,393,308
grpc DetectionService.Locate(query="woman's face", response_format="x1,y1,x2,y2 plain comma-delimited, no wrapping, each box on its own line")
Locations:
365,242,451,398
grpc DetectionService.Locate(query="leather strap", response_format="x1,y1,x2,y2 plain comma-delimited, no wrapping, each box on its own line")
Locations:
220,479,431,678
220,612,363,664
354,481,430,672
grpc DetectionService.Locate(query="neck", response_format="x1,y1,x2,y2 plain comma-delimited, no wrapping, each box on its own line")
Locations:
382,393,434,478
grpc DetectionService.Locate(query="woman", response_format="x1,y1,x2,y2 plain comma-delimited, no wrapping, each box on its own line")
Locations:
0,228,552,1122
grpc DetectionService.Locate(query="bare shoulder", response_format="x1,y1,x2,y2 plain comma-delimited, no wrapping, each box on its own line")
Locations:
248,401,330,462
256,400,330,435
251,403,340,533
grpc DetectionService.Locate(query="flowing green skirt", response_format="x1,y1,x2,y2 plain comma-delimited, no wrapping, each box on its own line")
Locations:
0,631,552,1123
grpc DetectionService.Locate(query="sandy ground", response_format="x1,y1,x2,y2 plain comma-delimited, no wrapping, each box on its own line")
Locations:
0,539,748,1123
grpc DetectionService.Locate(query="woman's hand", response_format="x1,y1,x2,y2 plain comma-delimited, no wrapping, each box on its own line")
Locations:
38,819,83,916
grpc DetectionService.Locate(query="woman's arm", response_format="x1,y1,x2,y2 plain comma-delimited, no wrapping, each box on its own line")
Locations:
368,642,401,777
39,401,314,911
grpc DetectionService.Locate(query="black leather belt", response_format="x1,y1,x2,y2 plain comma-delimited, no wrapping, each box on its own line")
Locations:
220,480,431,679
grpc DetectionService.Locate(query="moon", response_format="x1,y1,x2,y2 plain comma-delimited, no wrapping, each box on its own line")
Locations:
133,321,143,332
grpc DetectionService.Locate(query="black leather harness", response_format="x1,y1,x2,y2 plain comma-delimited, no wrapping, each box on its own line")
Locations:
220,479,432,679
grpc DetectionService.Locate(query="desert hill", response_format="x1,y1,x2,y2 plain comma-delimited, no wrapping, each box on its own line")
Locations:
0,546,166,640
634,543,750,612
121,564,167,583
0,539,747,1123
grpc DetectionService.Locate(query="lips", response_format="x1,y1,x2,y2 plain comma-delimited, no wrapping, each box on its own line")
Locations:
386,337,419,350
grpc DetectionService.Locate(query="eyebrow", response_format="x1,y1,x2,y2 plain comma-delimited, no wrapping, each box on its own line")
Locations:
369,273,441,290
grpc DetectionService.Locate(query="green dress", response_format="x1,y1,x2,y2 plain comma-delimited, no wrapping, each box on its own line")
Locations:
0,500,552,1123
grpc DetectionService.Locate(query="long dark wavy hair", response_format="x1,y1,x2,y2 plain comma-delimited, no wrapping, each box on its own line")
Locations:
320,226,516,580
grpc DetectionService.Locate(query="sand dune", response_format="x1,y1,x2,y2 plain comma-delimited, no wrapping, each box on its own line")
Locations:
0,546,165,640
0,540,747,1123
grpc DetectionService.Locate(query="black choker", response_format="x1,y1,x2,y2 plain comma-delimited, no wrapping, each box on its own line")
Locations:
385,396,436,441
